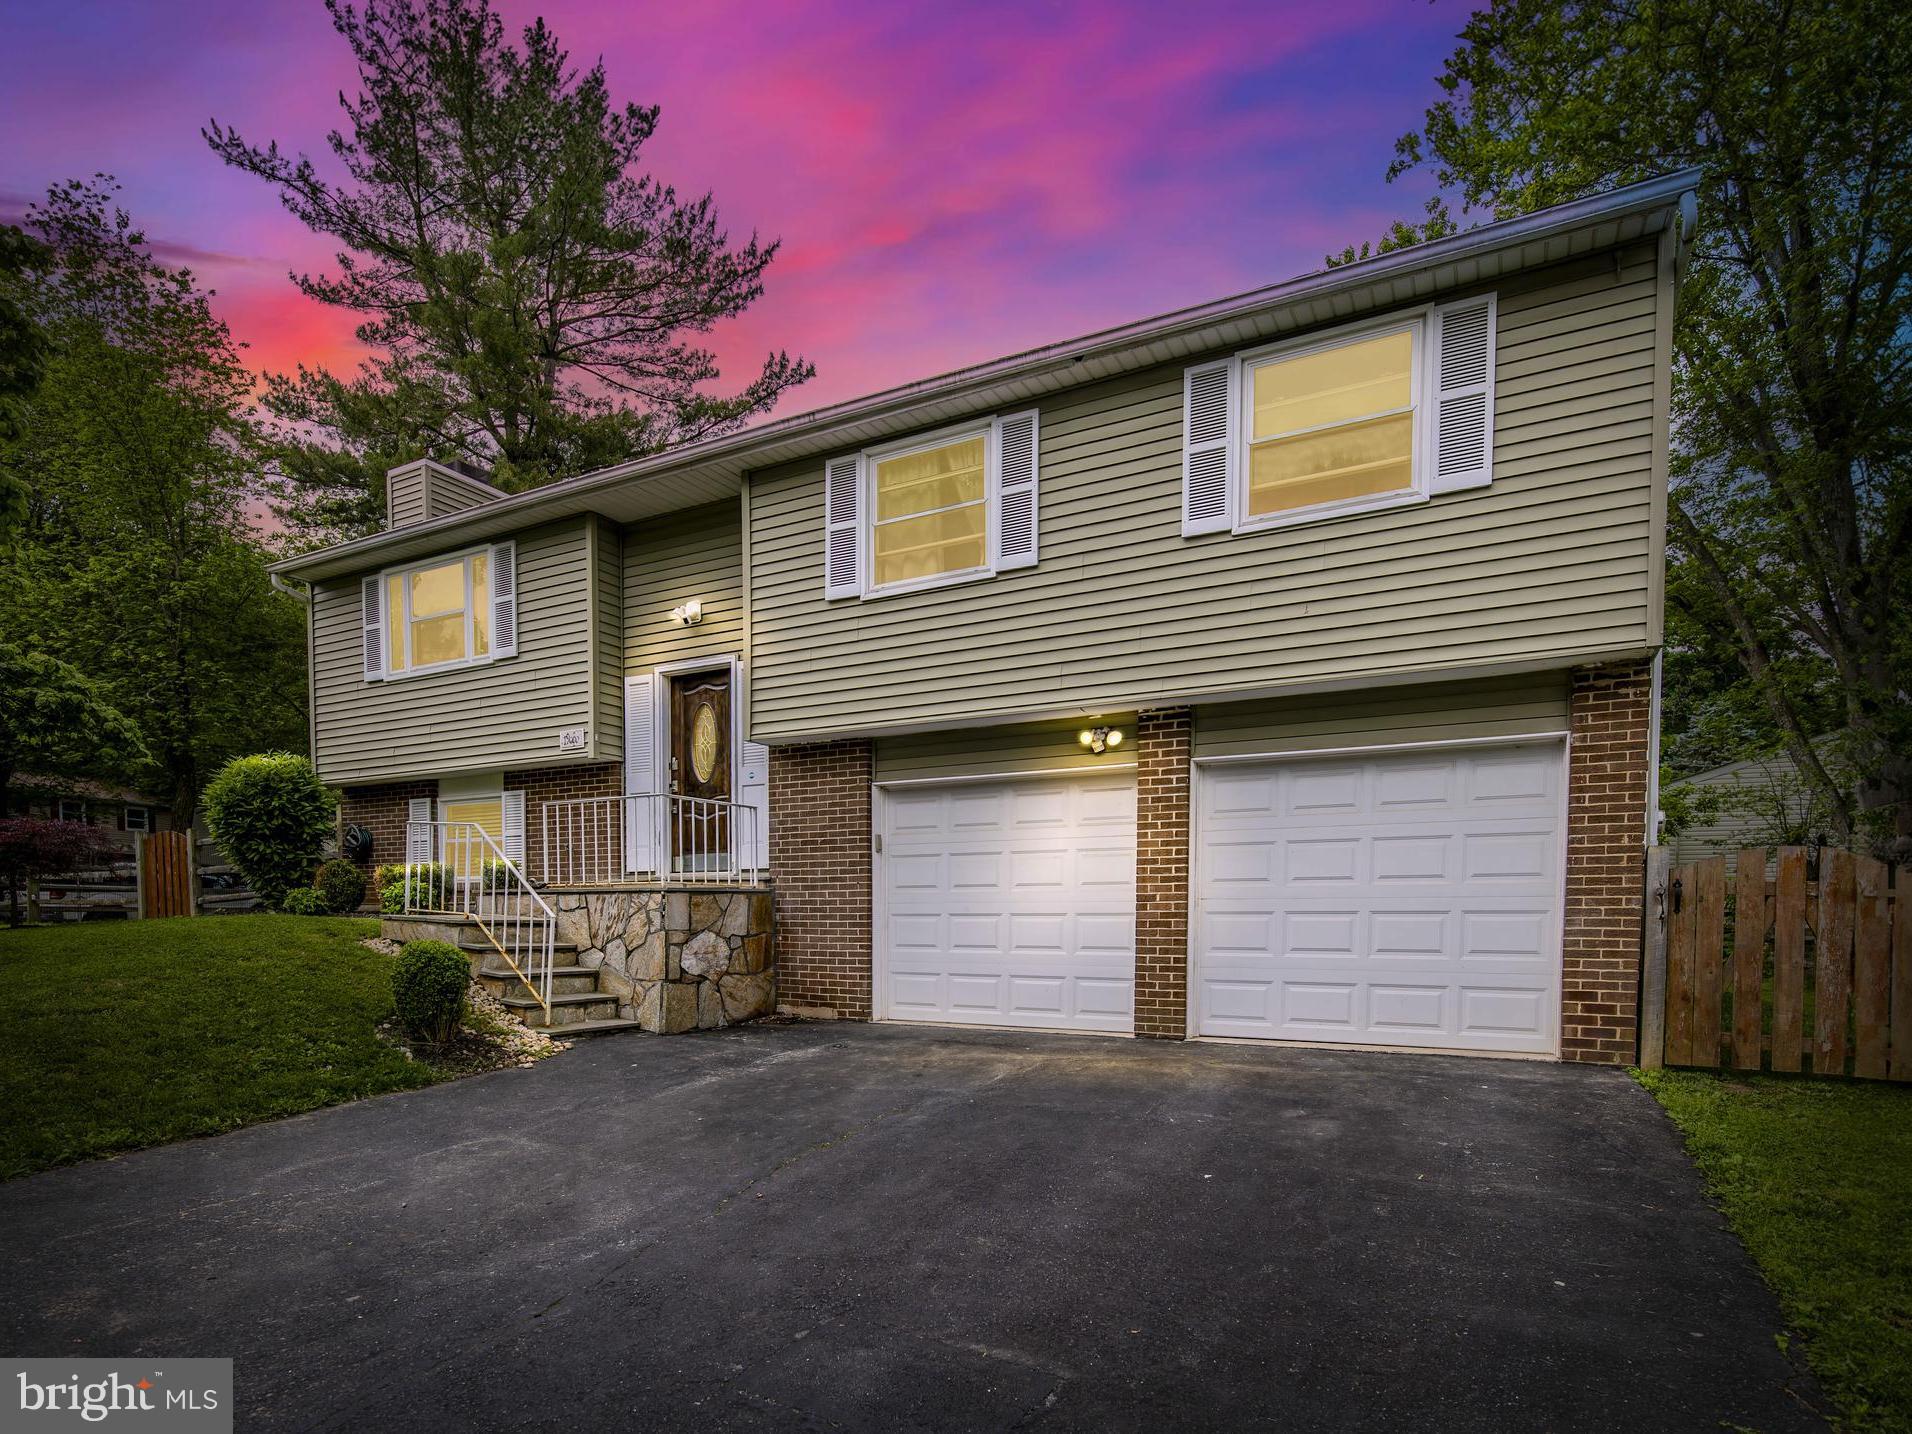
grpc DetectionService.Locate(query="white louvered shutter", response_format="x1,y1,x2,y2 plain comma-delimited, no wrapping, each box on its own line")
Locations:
823,454,864,599
361,576,384,679
1182,359,1236,535
623,673,657,873
992,410,1039,570
1429,294,1497,493
488,541,518,657
741,739,770,872
500,790,525,865
406,797,434,863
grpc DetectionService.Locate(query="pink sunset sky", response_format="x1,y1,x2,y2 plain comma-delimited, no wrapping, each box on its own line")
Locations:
1,0,1465,418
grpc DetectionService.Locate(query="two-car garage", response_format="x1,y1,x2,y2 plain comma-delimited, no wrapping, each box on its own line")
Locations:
875,739,1566,1057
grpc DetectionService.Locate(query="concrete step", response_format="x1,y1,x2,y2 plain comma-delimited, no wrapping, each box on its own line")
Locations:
500,990,622,1029
554,1017,646,1038
478,965,599,997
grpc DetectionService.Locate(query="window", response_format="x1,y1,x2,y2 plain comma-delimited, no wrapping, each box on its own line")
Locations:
1242,321,1420,525
438,796,502,880
824,412,1039,600
872,431,989,590
57,799,85,824
379,550,490,676
124,805,151,833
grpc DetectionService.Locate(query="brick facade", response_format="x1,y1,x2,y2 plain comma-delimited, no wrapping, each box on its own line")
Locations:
1134,708,1193,1039
338,778,439,881
504,762,621,884
1561,661,1655,1063
768,740,874,1019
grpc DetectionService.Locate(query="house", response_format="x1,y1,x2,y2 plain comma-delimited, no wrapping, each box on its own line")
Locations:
5,774,175,846
270,169,1698,1062
1665,742,1842,871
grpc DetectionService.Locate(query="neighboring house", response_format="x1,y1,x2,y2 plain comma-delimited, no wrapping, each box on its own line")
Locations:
5,774,175,847
1666,743,1840,870
271,170,1699,1064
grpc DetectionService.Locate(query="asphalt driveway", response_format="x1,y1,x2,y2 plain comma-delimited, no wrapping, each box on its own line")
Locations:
0,1024,1819,1432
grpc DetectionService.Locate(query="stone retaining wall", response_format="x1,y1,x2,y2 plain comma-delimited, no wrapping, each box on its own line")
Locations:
554,886,775,1032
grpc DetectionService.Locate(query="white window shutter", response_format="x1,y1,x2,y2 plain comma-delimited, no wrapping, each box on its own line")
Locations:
1429,294,1497,494
740,739,770,872
823,454,863,599
1182,359,1236,535
623,673,657,873
489,541,518,656
406,797,434,863
361,576,384,679
500,790,525,865
992,410,1039,570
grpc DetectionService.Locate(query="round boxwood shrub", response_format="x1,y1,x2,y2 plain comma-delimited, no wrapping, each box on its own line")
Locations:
314,858,367,914
393,939,469,1044
279,886,326,915
202,753,337,910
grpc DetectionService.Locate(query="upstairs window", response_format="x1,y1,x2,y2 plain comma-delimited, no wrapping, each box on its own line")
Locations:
362,542,517,681
1245,326,1416,520
872,432,989,590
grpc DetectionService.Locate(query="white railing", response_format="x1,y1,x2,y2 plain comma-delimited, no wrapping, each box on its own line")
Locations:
537,792,761,888
401,820,556,1015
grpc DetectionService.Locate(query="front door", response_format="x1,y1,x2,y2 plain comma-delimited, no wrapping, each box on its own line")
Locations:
669,669,732,870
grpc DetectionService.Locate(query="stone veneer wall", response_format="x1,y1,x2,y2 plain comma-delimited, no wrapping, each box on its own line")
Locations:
554,886,774,1032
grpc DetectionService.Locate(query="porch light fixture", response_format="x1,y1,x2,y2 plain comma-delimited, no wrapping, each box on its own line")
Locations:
671,600,703,626
1078,725,1123,754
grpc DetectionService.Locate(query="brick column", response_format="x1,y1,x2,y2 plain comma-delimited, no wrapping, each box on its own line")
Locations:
339,779,438,882
1562,661,1654,1063
1134,708,1193,1039
769,739,873,1019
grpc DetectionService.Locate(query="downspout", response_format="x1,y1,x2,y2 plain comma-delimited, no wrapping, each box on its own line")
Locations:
1646,648,1664,848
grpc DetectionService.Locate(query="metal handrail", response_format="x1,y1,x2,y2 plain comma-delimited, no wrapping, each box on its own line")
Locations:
537,792,761,888
401,820,555,1015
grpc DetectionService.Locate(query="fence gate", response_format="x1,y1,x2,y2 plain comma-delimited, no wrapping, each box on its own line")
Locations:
137,830,196,919
1642,845,1909,1080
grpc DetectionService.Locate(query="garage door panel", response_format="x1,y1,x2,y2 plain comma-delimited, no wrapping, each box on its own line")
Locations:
881,773,1136,1033
1196,743,1563,1054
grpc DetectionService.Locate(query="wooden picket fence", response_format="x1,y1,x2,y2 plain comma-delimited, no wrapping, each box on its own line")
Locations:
1641,845,1910,1079
137,830,196,919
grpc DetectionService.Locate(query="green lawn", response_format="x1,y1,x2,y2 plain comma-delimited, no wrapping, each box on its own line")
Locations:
0,916,441,1179
1638,1069,1912,1433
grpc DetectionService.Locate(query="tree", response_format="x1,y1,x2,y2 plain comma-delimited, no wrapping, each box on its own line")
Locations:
205,0,813,541
0,816,118,926
0,226,52,540
1361,0,1911,857
0,179,309,819
0,643,147,801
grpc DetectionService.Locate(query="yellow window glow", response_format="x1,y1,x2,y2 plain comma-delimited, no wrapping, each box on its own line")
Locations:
1247,329,1416,519
407,558,468,667
873,435,988,587
470,550,489,657
439,797,503,879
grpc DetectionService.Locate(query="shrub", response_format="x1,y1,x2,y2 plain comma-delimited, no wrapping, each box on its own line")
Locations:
201,754,337,909
392,939,469,1044
479,858,519,893
313,858,367,914
279,886,326,915
376,862,451,914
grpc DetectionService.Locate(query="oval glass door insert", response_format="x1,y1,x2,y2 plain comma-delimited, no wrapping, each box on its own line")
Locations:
691,702,719,783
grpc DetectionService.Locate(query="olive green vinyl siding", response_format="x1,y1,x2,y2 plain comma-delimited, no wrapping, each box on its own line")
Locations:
426,468,491,518
1193,675,1569,759
622,500,746,673
875,714,1141,782
745,245,1665,743
386,467,429,530
589,517,624,762
310,519,597,786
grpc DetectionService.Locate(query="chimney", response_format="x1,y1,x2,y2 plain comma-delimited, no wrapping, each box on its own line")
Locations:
384,458,497,531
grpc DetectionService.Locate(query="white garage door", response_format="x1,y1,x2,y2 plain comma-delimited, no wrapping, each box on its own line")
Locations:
879,773,1136,1032
1195,742,1565,1054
